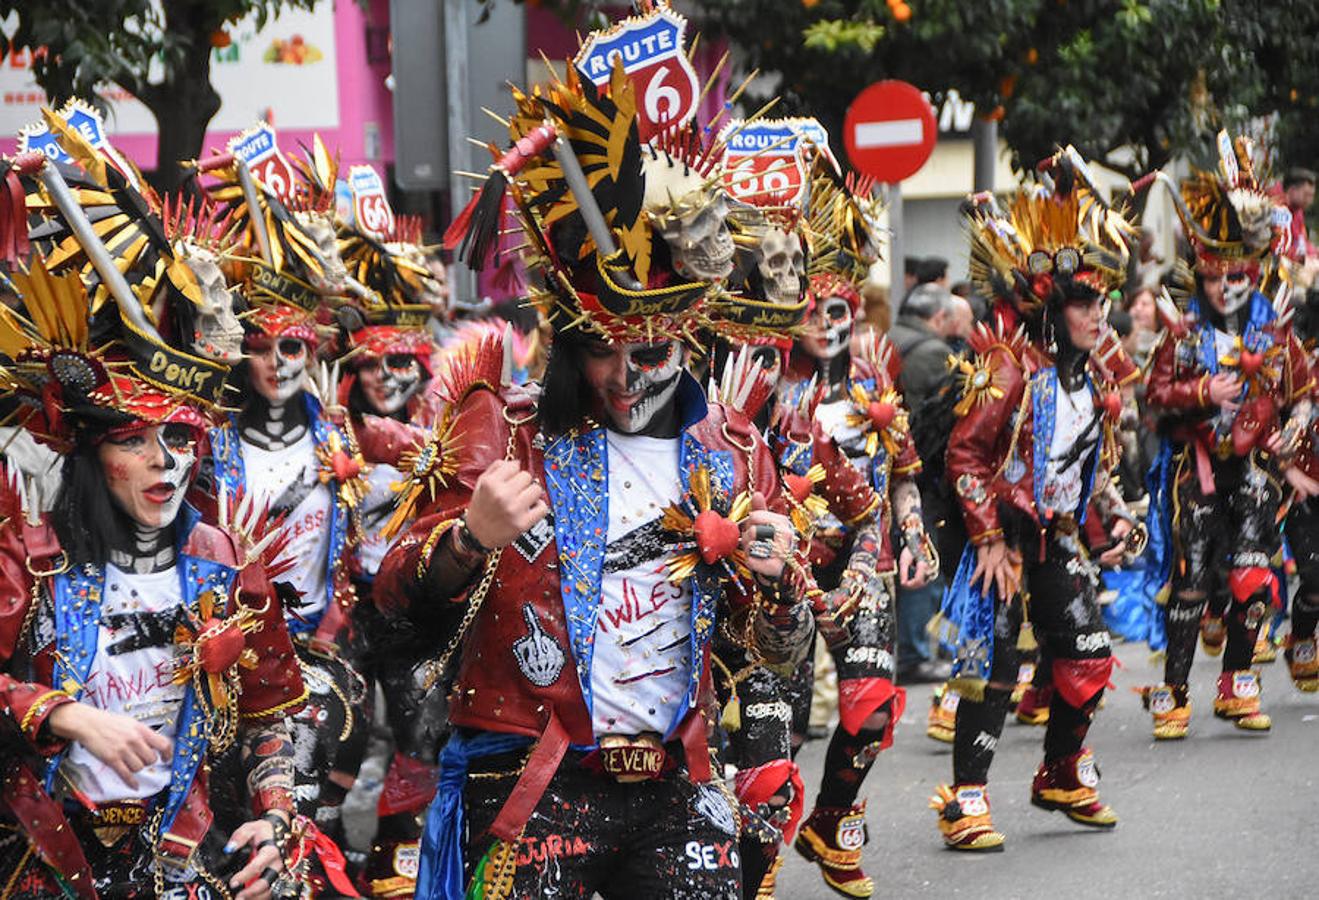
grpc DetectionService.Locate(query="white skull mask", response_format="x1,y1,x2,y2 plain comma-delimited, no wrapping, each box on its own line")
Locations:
362,352,423,415
804,296,854,361
609,341,687,434
1221,269,1255,315
252,336,309,405
757,227,805,306
295,212,349,295
181,244,244,364
661,194,735,283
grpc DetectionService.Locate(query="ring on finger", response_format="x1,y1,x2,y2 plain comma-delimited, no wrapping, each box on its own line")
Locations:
260,866,281,886
749,540,774,560
753,524,776,542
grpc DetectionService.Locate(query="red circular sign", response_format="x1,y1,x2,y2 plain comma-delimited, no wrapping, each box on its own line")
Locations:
843,80,937,183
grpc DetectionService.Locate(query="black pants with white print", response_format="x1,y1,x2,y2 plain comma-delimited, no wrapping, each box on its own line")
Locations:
463,750,741,899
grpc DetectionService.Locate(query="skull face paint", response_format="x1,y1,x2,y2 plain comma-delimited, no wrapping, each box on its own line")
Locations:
359,352,423,415
801,296,855,361
181,243,244,364
248,335,309,405
1203,266,1257,316
582,340,687,434
98,423,198,529
660,194,735,283
295,212,349,295
756,227,806,306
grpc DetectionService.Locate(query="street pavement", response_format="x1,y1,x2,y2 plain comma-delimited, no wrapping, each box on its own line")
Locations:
344,639,1318,898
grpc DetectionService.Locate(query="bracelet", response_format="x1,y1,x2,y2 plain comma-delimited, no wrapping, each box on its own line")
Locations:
457,515,494,556
261,811,290,852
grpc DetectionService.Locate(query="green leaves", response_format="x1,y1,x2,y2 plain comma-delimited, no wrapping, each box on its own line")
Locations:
803,19,886,53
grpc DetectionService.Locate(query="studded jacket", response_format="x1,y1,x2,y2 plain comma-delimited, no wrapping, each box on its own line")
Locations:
376,373,813,842
0,507,305,897
945,324,1127,548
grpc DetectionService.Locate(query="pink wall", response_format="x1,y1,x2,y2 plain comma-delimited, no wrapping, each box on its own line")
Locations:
3,1,395,175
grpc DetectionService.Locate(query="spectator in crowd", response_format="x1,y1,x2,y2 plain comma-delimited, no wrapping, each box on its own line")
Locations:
904,255,923,297
888,282,957,683
1123,282,1159,368
915,255,949,288
1282,167,1316,263
945,294,975,354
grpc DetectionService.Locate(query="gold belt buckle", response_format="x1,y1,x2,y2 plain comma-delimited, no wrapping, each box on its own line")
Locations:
87,800,147,848
597,733,665,783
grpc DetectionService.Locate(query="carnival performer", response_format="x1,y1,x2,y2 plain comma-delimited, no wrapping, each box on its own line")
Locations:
336,211,452,899
0,149,304,898
1283,296,1319,693
1138,132,1313,738
377,33,815,895
721,163,925,897
930,149,1140,851
200,138,374,852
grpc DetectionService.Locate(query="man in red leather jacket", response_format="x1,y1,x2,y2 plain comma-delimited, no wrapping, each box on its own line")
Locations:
1139,136,1314,739
930,155,1138,852
378,322,812,898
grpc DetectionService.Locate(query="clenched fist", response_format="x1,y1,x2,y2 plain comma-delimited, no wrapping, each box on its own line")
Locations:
464,459,550,550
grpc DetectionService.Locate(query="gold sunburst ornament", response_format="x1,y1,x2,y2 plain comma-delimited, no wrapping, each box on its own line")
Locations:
844,383,907,458
950,354,1006,417
381,415,462,541
662,465,753,585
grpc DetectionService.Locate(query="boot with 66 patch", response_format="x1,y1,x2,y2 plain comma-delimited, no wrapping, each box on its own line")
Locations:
794,802,874,897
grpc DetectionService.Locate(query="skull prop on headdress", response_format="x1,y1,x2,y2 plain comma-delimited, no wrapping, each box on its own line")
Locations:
295,211,349,295
757,227,806,307
179,243,244,364
645,155,735,283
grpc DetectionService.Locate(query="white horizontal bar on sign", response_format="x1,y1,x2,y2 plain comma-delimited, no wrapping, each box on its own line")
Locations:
853,118,924,149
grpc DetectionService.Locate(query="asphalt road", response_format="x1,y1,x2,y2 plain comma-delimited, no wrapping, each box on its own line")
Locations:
344,639,1318,898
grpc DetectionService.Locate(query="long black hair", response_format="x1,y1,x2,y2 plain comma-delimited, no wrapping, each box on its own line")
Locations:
51,437,135,567
538,327,601,437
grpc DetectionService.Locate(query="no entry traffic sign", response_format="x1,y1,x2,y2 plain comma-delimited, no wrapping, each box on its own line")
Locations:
843,80,937,183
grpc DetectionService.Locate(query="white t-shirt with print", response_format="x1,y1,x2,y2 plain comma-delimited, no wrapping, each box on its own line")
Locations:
61,566,187,802
1040,379,1098,517
589,433,692,738
357,462,402,578
241,432,333,621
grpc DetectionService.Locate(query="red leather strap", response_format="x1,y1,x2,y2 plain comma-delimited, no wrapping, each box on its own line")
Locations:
677,710,712,783
488,714,569,842
1,761,96,899
1193,438,1217,496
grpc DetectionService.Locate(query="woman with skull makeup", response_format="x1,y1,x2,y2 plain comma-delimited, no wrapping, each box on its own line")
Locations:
334,306,451,898
0,254,305,899
206,291,374,869
777,269,936,898
376,45,815,898
930,151,1142,851
1136,135,1313,740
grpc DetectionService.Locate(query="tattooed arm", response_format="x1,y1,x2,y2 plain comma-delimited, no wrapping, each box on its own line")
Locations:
241,717,296,819
891,476,934,586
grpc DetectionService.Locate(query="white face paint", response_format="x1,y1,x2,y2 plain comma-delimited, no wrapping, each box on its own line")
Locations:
586,340,687,435
250,336,309,405
360,353,423,415
756,227,805,306
661,194,735,283
98,424,198,530
181,243,244,364
295,211,349,295
801,296,854,361
1222,269,1255,315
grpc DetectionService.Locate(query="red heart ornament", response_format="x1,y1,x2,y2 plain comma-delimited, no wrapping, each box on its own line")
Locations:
331,450,362,482
1239,349,1264,379
196,619,245,673
1102,391,1122,422
694,510,741,565
867,400,896,432
784,473,814,504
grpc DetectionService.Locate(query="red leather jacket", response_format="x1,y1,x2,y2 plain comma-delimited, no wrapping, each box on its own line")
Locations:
376,374,812,840
946,326,1125,547
0,511,305,897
